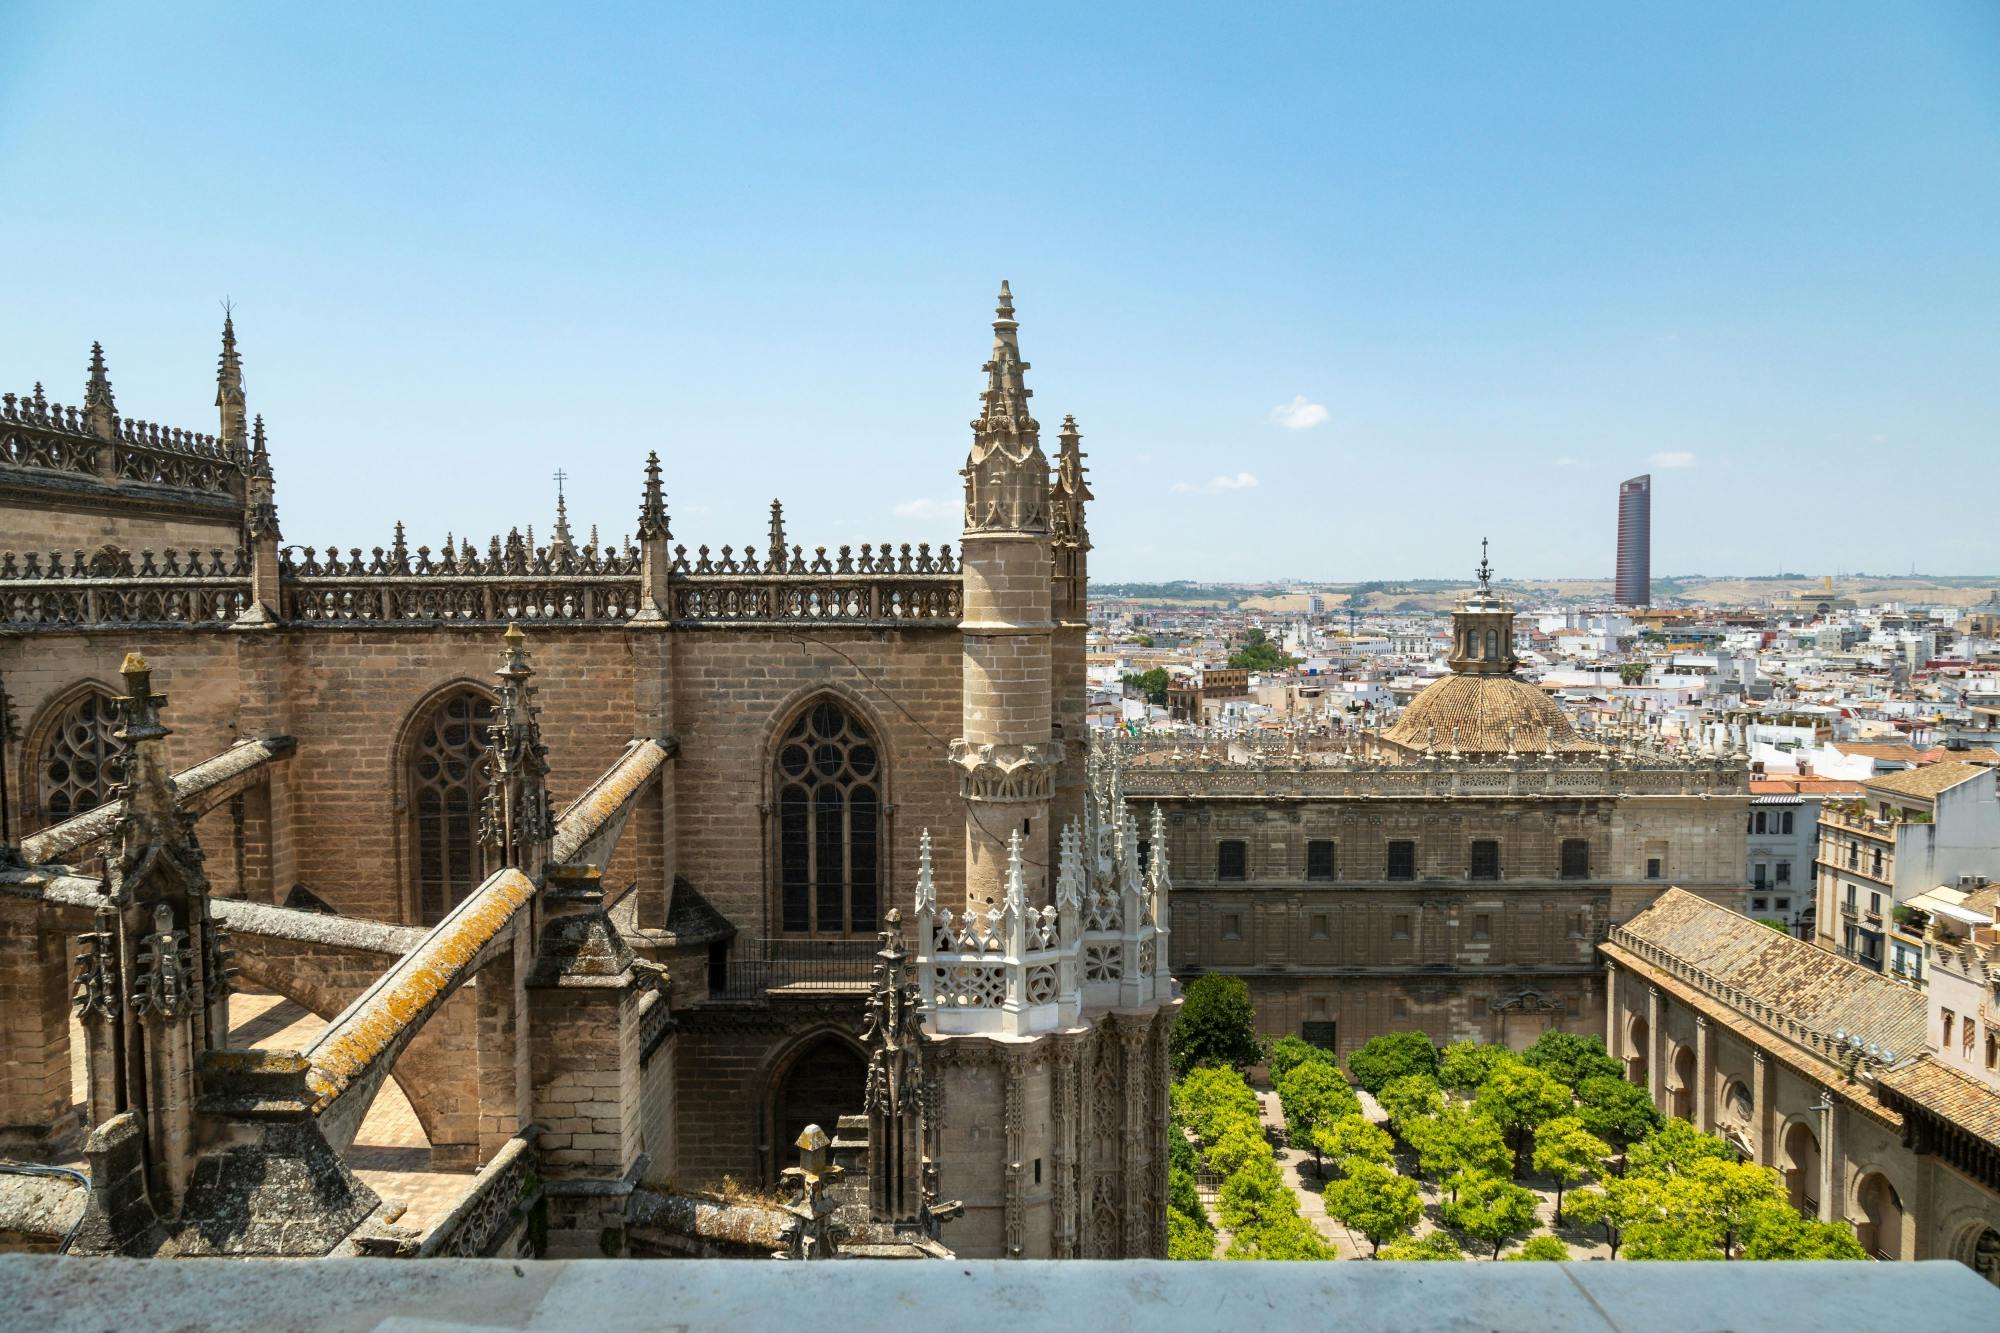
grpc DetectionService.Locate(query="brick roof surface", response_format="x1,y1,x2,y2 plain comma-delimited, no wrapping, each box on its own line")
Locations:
1620,888,1926,1057
1865,760,1989,801
1877,1056,2000,1148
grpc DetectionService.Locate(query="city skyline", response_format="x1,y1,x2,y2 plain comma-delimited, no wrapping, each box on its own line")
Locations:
2,3,1996,584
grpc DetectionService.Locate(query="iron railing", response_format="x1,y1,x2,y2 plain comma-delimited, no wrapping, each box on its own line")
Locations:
707,936,877,999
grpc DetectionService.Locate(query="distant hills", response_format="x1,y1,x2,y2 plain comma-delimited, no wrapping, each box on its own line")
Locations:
1090,575,2000,613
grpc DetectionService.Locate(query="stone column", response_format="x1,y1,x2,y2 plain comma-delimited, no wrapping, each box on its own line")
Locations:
475,926,531,1165
955,284,1058,910
1752,1050,1775,1166
1817,1090,1841,1224
1603,960,1619,1050
1693,1014,1713,1133
0,897,74,1154
1646,984,1665,1106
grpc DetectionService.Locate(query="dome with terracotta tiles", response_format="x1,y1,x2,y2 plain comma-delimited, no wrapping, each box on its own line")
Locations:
1380,672,1595,755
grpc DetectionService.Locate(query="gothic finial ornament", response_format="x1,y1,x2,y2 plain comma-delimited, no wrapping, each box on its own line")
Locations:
961,280,1049,535
84,341,118,439
479,623,555,876
636,450,670,540
216,305,247,451
1049,414,1092,551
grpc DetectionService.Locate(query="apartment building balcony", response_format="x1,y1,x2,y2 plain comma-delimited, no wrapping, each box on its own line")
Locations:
1820,805,1901,841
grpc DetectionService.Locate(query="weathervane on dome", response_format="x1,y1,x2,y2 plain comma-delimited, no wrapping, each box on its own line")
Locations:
1476,537,1492,592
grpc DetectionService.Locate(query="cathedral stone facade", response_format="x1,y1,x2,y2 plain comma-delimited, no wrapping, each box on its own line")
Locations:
0,289,1172,1259
1131,557,1750,1056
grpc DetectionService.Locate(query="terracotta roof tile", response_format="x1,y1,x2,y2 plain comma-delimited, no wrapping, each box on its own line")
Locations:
1877,1055,2000,1147
1619,888,1926,1057
1865,761,1989,801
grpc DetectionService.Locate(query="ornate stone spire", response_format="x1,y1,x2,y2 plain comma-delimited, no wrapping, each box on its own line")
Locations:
479,624,554,878
961,281,1049,535
215,307,246,453
550,471,575,558
84,341,118,440
768,499,787,572
1049,414,1091,551
636,451,669,540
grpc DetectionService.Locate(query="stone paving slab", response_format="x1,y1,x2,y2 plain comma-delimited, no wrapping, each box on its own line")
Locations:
5,1254,1995,1332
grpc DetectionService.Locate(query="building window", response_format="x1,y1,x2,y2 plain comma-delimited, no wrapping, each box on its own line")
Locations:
1780,811,1795,835
1943,1010,1955,1047
1646,857,1663,880
1390,912,1411,940
1217,840,1247,881
1986,1030,1998,1072
1751,897,1768,912
408,687,497,927
1752,811,1767,834
775,699,881,937
1469,840,1500,881
1309,913,1330,941
1965,1018,1978,1060
1221,912,1243,941
1471,913,1491,940
1136,839,1150,874
1845,885,1858,910
1752,863,1768,889
1305,839,1336,881
1871,848,1883,877
1776,861,1791,883
32,686,125,830
1386,840,1416,881
1567,911,1587,939
1869,892,1881,916
1560,839,1590,880
1775,897,1790,911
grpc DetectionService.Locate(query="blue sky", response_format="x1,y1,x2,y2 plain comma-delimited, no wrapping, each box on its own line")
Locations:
2,2,1995,582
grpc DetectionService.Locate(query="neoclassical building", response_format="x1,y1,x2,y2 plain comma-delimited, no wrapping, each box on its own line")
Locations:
1129,556,1750,1054
0,287,1174,1259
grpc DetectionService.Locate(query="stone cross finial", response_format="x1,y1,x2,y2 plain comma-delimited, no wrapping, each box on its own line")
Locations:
768,499,787,571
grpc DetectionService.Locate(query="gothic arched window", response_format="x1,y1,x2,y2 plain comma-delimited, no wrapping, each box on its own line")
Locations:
33,686,125,829
775,699,881,936
406,687,496,926
1485,629,1499,659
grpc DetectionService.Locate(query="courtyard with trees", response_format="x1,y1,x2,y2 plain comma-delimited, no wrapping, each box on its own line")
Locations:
1164,988,1868,1263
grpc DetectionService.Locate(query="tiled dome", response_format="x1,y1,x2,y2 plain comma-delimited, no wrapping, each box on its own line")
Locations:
1380,673,1597,755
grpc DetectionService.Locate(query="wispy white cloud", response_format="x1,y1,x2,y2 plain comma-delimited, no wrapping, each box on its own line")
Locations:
1270,395,1328,430
1173,472,1260,494
1648,451,1696,469
893,497,955,518
1555,456,1582,467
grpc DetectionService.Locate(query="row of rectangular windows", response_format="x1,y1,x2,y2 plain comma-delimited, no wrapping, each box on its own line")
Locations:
1209,838,1614,882
1209,908,1593,942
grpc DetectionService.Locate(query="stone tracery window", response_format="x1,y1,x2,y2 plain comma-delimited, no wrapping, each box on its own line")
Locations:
407,687,497,926
33,686,125,829
775,699,880,936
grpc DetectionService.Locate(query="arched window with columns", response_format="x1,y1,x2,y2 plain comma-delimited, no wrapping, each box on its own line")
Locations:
404,686,497,926
774,697,882,937
26,683,125,832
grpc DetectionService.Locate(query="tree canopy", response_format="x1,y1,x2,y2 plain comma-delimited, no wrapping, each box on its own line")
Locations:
1348,1031,1439,1094
1326,1161,1423,1256
1170,975,1263,1075
1227,627,1298,673
1445,1175,1541,1259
